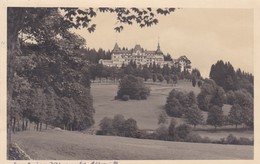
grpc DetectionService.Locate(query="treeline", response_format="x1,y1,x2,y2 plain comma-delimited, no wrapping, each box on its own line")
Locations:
210,60,253,95
81,48,112,64
89,60,199,84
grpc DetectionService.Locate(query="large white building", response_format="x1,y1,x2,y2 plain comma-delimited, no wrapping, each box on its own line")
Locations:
99,43,191,72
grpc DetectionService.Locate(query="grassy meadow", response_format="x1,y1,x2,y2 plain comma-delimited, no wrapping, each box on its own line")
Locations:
12,130,253,160
91,80,253,140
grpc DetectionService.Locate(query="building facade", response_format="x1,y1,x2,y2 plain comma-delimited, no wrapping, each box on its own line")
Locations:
99,43,191,72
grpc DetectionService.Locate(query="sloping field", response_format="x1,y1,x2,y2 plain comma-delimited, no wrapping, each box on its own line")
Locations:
91,82,253,140
12,130,253,160
91,83,173,130
91,81,200,130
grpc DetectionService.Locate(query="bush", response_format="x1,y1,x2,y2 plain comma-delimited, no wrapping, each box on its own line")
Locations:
226,134,239,144
122,95,130,101
123,118,138,137
175,124,192,140
214,134,253,145
186,133,203,143
99,117,114,135
99,115,139,138
155,125,169,140
117,75,150,100
238,137,253,145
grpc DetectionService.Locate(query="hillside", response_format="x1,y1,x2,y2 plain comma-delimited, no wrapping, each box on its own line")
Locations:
92,81,200,130
91,82,253,140
13,130,253,160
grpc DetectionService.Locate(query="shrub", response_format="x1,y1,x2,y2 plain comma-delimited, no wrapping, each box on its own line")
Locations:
214,134,253,145
117,75,150,100
99,117,114,135
175,124,192,140
201,137,212,143
123,118,138,137
168,118,177,139
226,134,239,144
122,95,130,101
186,133,203,143
155,125,169,140
112,114,126,136
157,73,164,82
99,115,139,138
238,137,253,145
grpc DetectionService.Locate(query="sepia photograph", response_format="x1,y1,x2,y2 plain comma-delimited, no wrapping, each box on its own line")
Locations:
4,5,255,161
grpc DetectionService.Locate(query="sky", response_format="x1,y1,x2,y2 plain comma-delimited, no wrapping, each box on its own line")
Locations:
72,8,253,78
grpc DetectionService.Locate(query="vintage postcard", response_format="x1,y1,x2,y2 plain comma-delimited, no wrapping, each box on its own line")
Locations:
0,0,259,164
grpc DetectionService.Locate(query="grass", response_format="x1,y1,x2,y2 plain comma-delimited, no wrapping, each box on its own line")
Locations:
12,130,253,160
91,81,253,140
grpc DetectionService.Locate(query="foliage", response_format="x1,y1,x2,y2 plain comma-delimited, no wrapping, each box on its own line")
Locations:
197,79,226,111
123,118,139,137
191,68,201,79
157,73,164,82
98,115,138,137
209,60,253,95
209,60,237,91
99,117,113,135
230,89,254,129
122,95,130,101
206,105,224,129
197,80,202,87
112,114,126,136
216,134,253,145
152,74,157,82
192,76,197,87
165,89,197,117
158,111,168,125
117,75,150,100
155,125,169,140
168,118,177,139
184,105,204,128
175,124,192,140
228,104,243,128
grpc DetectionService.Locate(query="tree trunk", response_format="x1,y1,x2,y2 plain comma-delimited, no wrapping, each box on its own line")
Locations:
17,119,20,131
22,118,25,131
36,122,39,131
26,119,28,130
40,122,42,131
